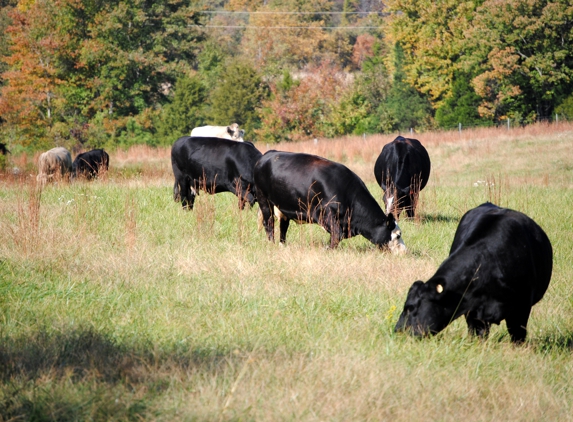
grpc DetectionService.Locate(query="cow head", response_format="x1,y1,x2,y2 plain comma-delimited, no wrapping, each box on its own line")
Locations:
395,279,457,337
227,123,245,142
371,213,407,254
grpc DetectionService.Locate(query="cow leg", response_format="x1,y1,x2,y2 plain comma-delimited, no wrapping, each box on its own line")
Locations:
405,206,415,219
179,177,195,210
324,211,342,249
505,307,531,344
279,216,290,244
173,181,181,202
406,192,419,218
258,199,275,242
465,311,491,339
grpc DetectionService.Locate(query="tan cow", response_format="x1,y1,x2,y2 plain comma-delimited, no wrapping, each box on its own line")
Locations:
37,147,72,184
190,123,245,142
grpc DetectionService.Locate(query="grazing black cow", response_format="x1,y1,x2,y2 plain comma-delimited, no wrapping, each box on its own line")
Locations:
395,202,553,343
72,149,109,179
0,142,10,155
254,150,406,252
171,136,262,210
374,136,431,218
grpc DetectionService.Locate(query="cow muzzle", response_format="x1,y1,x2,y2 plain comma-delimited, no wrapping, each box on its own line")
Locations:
388,225,407,254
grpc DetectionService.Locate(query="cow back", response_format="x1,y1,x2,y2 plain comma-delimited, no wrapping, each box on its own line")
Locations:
254,150,400,248
374,136,431,192
447,202,552,304
173,137,260,180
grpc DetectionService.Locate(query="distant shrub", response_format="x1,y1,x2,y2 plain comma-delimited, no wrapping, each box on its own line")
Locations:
555,95,573,120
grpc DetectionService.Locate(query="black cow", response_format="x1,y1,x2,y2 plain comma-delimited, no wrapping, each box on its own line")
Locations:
72,149,109,179
171,136,262,210
0,142,10,155
374,136,431,218
395,202,553,343
254,150,406,252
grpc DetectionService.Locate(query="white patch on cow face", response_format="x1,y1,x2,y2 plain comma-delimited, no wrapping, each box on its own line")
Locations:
386,195,395,214
436,284,443,293
388,222,407,255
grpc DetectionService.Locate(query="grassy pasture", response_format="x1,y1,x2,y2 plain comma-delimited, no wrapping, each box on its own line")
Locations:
1,123,572,421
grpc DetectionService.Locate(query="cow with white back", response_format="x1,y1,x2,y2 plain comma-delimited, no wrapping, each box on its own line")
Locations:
374,136,431,218
190,123,245,142
254,150,406,252
395,202,553,343
36,147,72,184
171,136,262,210
72,149,109,180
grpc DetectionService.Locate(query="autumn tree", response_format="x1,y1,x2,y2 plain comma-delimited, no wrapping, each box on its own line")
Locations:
257,61,349,142
384,0,479,108
0,0,69,148
385,0,573,124
465,0,573,122
0,0,203,149
237,1,331,72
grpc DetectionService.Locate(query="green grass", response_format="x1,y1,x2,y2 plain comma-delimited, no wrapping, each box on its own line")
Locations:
1,128,572,420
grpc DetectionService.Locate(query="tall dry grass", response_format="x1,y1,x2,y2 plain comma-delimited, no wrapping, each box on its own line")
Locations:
0,122,572,421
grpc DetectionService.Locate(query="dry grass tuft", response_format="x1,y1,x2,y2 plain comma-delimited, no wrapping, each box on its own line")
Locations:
4,180,43,257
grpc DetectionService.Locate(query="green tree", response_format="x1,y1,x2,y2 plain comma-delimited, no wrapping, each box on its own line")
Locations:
555,94,573,120
208,61,268,139
383,43,433,132
348,41,394,133
155,74,207,145
384,0,481,107
435,72,490,128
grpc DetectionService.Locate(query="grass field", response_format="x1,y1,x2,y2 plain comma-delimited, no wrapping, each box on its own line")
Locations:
1,123,572,421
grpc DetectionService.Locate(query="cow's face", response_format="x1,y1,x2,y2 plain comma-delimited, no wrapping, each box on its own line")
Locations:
395,279,453,336
372,213,407,254
227,123,245,141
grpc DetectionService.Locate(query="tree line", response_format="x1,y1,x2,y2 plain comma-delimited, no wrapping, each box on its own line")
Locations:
0,0,572,152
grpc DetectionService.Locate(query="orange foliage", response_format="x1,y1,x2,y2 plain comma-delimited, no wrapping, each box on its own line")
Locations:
0,3,66,134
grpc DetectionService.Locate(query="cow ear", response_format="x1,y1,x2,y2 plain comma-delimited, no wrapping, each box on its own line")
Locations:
408,280,424,299
227,126,233,135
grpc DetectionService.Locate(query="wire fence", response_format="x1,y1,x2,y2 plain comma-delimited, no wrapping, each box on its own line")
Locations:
435,114,573,134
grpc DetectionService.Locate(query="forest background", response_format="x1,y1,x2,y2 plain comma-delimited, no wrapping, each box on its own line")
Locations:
0,0,572,153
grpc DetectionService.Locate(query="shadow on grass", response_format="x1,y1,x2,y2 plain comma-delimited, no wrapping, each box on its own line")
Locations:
0,328,231,421
0,328,227,384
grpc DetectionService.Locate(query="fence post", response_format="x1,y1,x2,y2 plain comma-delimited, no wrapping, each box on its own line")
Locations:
459,123,462,133
556,113,559,124
507,118,510,130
